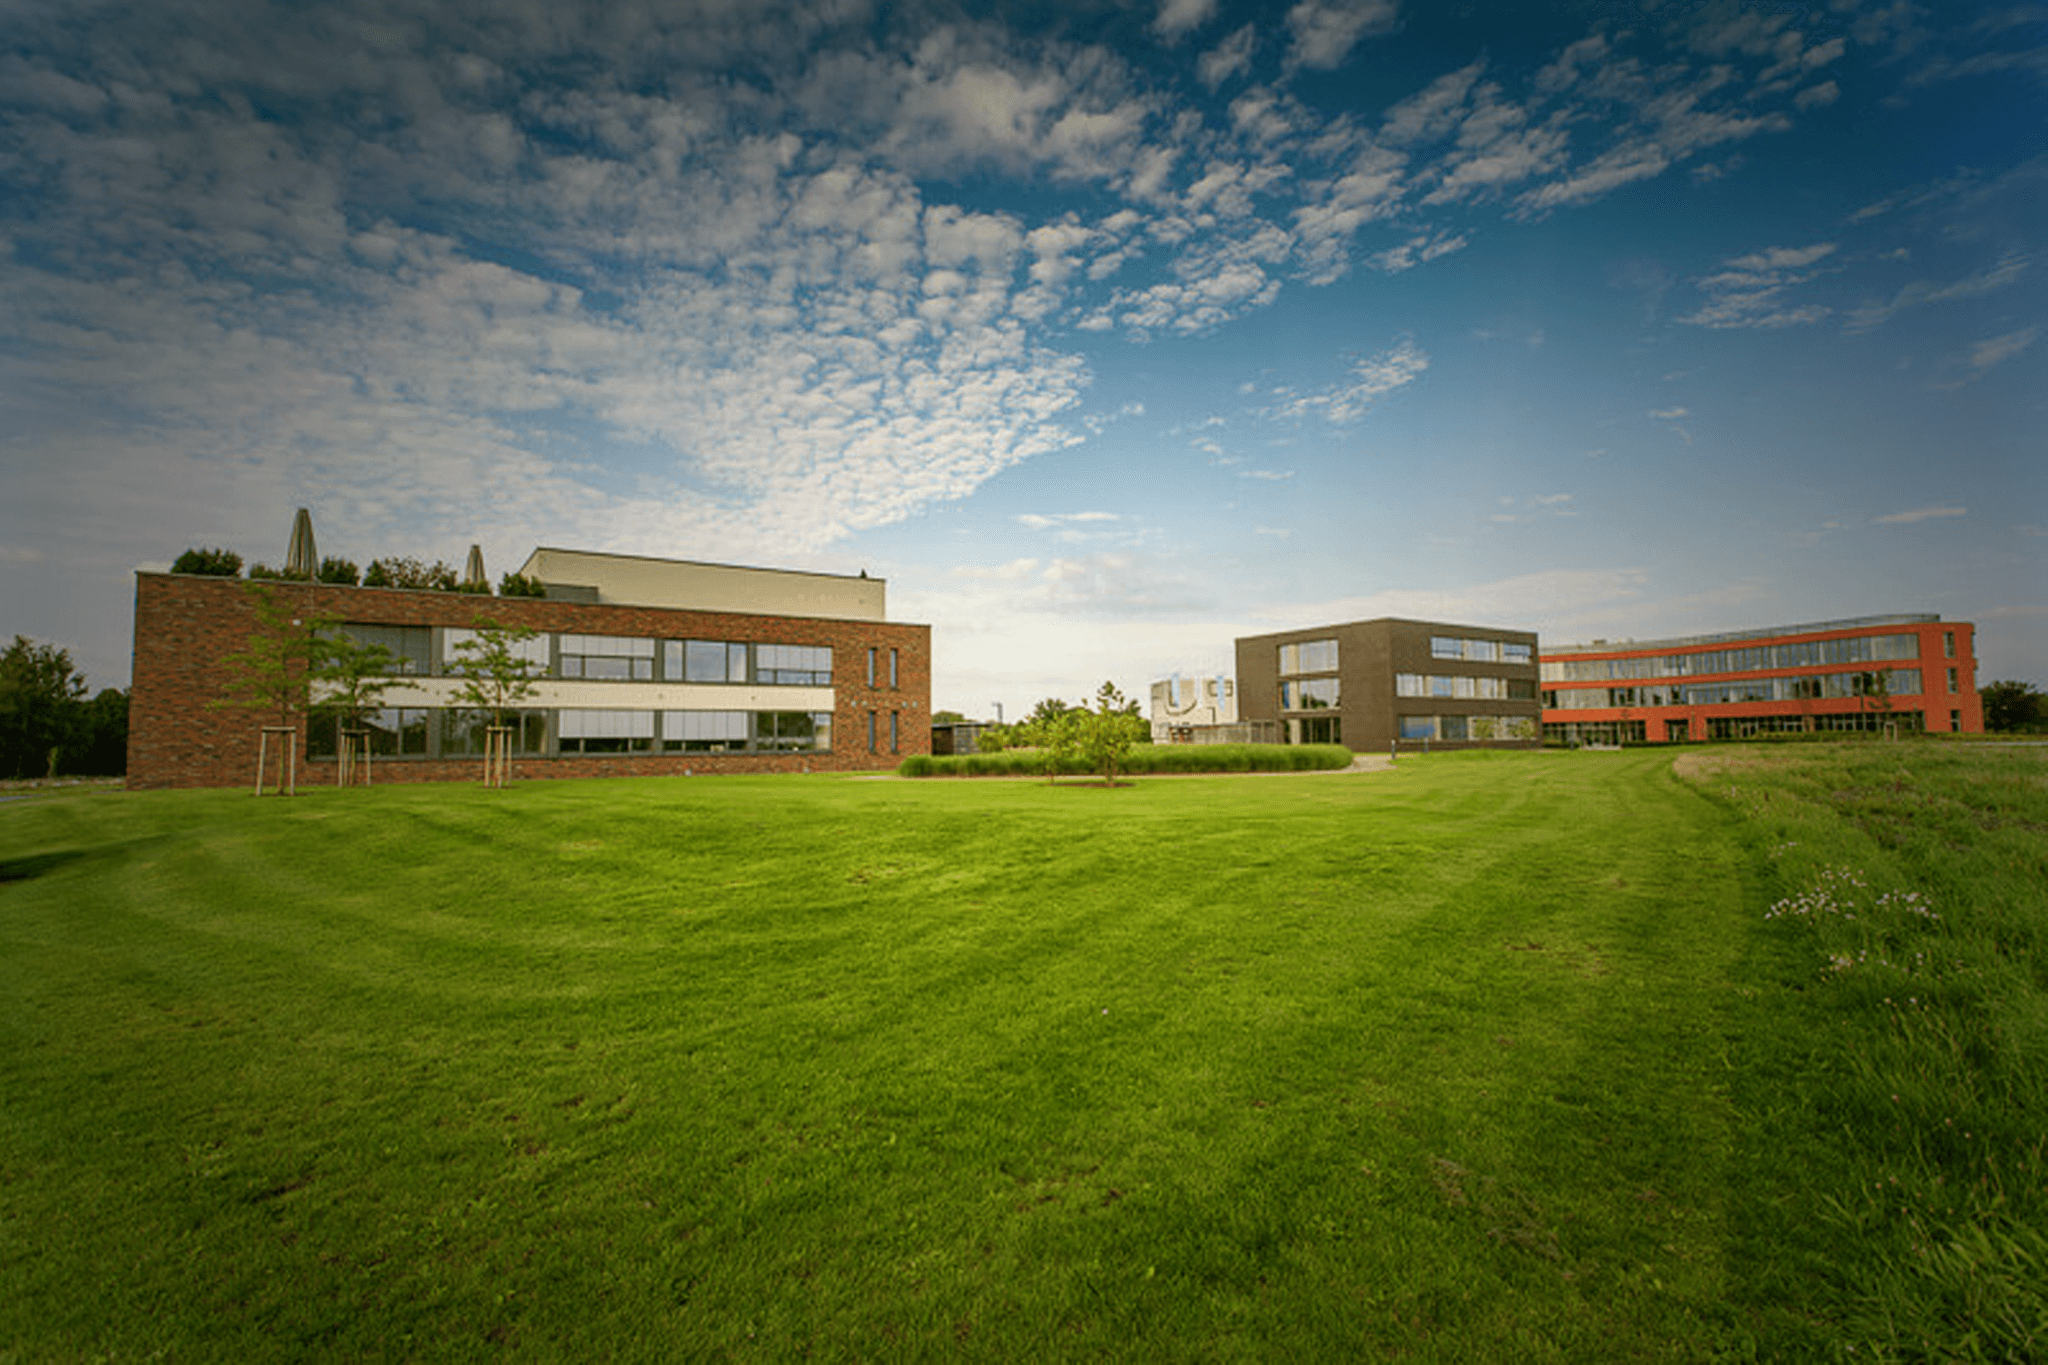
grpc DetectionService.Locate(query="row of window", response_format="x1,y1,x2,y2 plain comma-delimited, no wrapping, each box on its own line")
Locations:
341,624,881,688
1545,668,1923,710
1542,711,1933,745
1398,715,1539,742
1431,637,1534,664
1539,633,1920,683
305,707,837,758
1396,673,1539,701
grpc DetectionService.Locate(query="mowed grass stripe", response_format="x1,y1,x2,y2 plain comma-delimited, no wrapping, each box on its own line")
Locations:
4,753,1762,1359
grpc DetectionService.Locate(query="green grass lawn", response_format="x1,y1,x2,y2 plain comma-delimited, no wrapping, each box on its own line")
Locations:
3,747,2042,1360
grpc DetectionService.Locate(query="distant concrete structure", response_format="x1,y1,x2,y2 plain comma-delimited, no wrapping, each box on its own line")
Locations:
1149,673,1237,743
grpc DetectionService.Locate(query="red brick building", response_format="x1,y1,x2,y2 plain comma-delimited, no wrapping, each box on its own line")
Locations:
1540,615,1981,744
129,549,931,789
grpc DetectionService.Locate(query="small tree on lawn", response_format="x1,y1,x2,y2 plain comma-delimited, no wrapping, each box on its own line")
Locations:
310,627,398,786
211,582,336,794
1036,706,1082,785
1859,669,1896,736
450,617,542,787
1080,681,1147,786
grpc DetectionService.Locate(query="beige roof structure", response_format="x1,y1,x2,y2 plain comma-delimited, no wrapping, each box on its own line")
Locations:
517,547,887,622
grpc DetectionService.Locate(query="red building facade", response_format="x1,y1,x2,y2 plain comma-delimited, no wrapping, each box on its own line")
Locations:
1540,615,1980,744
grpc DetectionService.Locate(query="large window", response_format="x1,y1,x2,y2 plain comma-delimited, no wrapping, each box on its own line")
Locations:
756,644,833,686
669,640,749,683
1397,674,1525,700
558,709,656,753
340,624,431,675
442,628,549,675
307,707,429,757
756,711,832,751
441,708,548,755
1295,715,1341,745
1278,639,1337,674
1432,636,1526,662
663,711,748,753
559,634,654,680
1281,677,1340,710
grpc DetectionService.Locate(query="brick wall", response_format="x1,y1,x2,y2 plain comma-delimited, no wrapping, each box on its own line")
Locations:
128,573,932,789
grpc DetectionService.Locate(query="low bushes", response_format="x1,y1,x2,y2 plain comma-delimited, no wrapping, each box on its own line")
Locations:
897,742,1352,778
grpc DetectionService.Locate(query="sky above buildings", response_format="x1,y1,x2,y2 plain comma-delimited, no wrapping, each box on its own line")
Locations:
2,0,2043,715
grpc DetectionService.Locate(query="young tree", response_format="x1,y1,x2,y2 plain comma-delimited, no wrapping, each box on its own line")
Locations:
1079,681,1147,786
212,583,337,793
0,636,88,779
1037,706,1083,785
310,627,399,785
1858,669,1896,735
450,618,543,786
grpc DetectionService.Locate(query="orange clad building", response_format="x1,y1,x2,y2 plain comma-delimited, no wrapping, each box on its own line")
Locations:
1540,615,1981,745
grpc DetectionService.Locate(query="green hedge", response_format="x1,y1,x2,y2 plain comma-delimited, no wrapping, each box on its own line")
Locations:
897,743,1353,778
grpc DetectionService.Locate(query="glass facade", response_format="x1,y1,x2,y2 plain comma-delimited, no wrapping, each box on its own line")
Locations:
341,624,431,675
441,707,549,756
559,634,656,680
664,710,749,753
755,710,831,751
1546,668,1921,709
1281,677,1340,710
1278,639,1337,674
1400,715,1537,741
669,639,749,683
1396,674,1531,700
1431,636,1526,662
755,644,833,686
1541,633,1919,682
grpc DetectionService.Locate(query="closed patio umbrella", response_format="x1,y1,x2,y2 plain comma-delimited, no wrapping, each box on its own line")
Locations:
286,508,318,577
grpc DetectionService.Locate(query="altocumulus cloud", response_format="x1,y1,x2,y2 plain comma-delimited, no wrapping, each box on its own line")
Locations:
0,0,1893,564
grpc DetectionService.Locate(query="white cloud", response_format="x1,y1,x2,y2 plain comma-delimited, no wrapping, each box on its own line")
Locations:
1678,241,1837,329
1199,25,1258,88
1967,327,2040,372
1794,80,1840,110
1368,230,1467,272
1154,0,1220,45
1844,253,2030,333
1285,0,1400,72
1873,505,1968,525
1267,339,1429,423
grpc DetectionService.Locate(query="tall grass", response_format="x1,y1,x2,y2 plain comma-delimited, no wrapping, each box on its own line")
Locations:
898,742,1353,777
1688,745,2048,1361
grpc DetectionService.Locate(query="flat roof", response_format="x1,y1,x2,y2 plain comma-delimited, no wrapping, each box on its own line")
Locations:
1547,614,1943,656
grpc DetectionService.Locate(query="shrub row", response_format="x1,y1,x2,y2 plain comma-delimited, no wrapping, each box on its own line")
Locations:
170,547,548,596
897,743,1353,778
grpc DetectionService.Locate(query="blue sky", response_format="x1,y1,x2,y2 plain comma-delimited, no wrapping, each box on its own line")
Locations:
3,0,2042,716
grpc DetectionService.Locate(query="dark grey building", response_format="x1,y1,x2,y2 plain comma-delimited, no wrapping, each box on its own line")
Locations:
1236,618,1541,752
